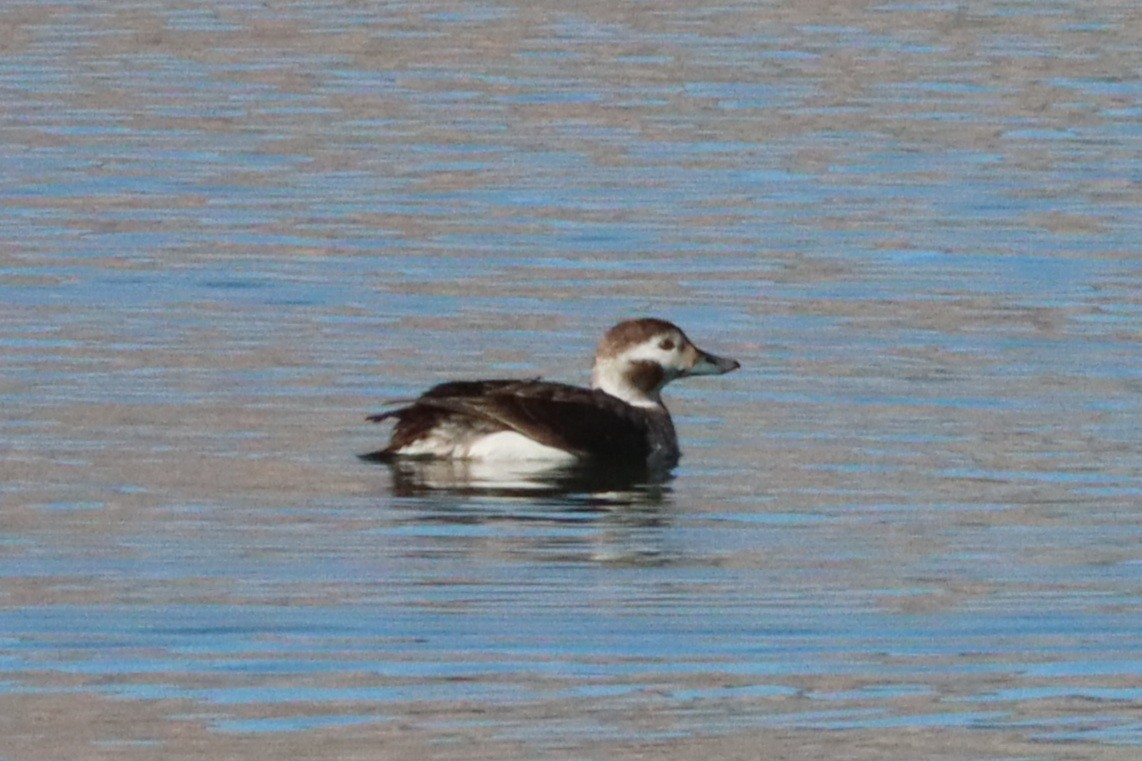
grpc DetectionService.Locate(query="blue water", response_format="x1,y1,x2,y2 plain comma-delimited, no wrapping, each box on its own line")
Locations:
1,0,1139,754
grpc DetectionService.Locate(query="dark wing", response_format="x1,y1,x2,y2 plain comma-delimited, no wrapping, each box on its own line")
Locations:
366,380,653,463
364,380,539,460
414,382,654,462
365,380,535,423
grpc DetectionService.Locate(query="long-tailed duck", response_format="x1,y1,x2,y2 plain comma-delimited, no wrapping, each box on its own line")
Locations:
362,318,740,468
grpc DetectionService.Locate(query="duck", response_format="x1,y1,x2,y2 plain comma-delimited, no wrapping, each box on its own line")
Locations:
362,318,740,469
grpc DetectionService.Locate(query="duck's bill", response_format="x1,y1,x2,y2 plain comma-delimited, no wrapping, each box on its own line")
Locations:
688,350,741,376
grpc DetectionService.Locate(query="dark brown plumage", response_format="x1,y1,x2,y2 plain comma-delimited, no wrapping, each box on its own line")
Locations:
595,318,683,359
363,379,673,465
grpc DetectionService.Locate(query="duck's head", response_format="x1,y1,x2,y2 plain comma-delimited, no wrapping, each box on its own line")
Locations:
590,318,740,408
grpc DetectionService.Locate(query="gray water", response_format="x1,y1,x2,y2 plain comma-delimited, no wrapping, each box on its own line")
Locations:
1,1,1139,758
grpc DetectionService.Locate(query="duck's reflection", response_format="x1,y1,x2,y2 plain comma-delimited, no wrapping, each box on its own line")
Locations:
373,456,672,504
363,457,676,563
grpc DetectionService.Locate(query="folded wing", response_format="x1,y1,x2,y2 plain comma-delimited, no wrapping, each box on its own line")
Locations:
367,380,653,462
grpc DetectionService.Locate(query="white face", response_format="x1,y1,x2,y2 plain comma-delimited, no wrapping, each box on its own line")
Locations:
592,324,739,406
624,331,740,378
621,331,692,379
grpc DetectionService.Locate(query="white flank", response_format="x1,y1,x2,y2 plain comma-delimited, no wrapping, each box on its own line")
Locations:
464,431,578,462
393,435,460,459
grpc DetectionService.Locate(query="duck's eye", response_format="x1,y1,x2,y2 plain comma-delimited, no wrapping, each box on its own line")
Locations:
658,338,676,351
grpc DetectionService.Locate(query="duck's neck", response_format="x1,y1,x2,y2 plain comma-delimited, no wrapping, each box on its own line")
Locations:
592,359,668,409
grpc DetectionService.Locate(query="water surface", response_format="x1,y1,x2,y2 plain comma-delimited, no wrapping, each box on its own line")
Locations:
1,0,1139,758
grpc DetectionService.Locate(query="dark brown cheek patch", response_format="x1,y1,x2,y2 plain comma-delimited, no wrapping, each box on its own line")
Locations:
629,360,666,393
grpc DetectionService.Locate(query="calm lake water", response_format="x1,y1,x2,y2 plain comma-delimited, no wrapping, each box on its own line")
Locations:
1,0,1139,758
